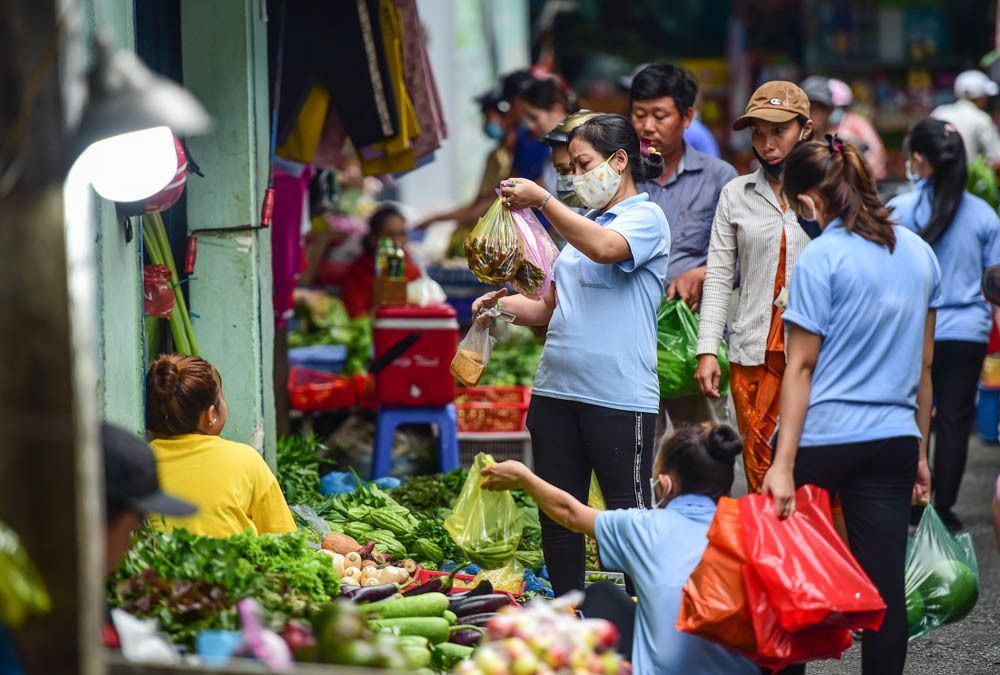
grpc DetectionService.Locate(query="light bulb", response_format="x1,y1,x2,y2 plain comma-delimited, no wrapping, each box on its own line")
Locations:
81,126,176,203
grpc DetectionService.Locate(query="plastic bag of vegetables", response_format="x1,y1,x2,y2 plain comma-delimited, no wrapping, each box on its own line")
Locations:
445,453,523,571
905,505,980,641
509,206,558,300
657,298,730,398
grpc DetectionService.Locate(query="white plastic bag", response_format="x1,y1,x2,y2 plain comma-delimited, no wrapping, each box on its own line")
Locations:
450,321,495,386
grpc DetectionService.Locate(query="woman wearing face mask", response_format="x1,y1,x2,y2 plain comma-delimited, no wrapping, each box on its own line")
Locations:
887,118,1000,532
761,138,940,675
694,82,814,495
480,424,757,675
472,114,669,596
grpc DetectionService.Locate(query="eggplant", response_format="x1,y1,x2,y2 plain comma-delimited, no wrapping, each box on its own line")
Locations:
450,593,510,616
402,577,443,597
468,580,493,597
448,628,484,647
456,612,497,628
347,582,399,604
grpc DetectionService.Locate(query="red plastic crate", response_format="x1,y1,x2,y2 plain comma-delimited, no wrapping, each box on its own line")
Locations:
403,568,523,602
454,386,531,432
288,368,355,411
354,373,377,410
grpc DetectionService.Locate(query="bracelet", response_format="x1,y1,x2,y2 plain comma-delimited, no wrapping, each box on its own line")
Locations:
538,192,551,210
496,298,502,314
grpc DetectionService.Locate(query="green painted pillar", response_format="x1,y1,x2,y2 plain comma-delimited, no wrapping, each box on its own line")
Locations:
88,0,146,435
180,0,276,465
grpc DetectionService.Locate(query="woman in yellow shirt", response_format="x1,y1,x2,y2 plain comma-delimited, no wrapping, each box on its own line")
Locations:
145,354,296,537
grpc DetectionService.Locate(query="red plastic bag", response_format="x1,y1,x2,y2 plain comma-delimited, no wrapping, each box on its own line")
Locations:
677,495,855,671
739,485,886,633
143,265,175,319
743,564,853,670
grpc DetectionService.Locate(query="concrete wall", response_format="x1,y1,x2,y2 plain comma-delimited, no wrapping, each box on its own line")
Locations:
180,0,276,464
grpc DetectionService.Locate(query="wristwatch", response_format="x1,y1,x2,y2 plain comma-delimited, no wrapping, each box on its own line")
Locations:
538,192,551,210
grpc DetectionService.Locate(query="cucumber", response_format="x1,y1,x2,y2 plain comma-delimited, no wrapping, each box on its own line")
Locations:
401,644,432,669
360,593,450,619
443,610,457,625
369,617,451,643
433,642,474,670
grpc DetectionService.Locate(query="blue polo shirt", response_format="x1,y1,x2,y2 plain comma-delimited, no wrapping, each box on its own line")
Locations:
888,179,1000,343
783,220,943,447
595,496,758,675
639,142,738,286
533,193,670,413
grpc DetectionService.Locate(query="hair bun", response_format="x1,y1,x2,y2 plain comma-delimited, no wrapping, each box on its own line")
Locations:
150,358,180,396
705,424,743,463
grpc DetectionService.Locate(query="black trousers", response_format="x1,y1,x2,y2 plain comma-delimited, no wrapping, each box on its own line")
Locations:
771,437,918,675
932,340,987,512
526,395,655,597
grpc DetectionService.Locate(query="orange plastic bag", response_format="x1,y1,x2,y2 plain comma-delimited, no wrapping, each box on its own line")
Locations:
676,497,757,658
739,485,886,633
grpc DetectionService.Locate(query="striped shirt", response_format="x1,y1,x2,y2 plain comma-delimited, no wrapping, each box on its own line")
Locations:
696,169,812,366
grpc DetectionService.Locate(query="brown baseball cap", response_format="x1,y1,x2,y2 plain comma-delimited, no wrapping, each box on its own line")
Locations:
732,81,811,130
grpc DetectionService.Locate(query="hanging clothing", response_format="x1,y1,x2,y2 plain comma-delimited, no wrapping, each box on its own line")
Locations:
272,164,313,328
275,83,329,165
275,0,398,152
393,0,447,160
360,0,421,176
729,230,787,494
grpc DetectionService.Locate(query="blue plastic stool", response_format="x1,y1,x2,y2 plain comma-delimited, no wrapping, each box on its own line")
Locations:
977,383,1000,443
372,404,459,479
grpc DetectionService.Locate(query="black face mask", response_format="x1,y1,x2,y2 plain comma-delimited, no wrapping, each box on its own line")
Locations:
753,146,784,180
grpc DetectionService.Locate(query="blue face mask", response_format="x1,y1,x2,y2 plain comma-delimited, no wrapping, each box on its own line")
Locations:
483,121,504,141
797,197,823,239
905,159,921,184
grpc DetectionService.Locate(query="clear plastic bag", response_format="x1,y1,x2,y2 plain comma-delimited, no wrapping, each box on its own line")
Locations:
509,206,558,300
464,193,558,299
444,453,523,570
464,197,520,286
905,505,980,641
450,321,495,387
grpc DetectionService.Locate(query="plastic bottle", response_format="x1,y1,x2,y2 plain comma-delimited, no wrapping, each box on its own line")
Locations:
375,237,393,277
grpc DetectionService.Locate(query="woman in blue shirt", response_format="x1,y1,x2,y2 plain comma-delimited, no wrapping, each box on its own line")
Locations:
481,424,757,675
761,138,941,675
887,118,1000,531
472,114,670,596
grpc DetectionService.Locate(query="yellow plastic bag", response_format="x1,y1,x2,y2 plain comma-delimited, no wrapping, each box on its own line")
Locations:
471,559,525,594
0,520,51,629
444,453,524,570
464,197,521,286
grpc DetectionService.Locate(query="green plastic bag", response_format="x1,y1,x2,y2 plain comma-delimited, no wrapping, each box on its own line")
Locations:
444,453,523,570
968,155,999,211
904,505,980,641
657,299,730,399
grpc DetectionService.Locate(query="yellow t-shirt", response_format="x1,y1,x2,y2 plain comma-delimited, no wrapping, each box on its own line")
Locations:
148,434,297,538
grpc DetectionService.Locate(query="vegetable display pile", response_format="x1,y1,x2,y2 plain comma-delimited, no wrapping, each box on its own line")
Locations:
288,291,372,375
471,325,543,388
108,528,340,647
277,431,339,526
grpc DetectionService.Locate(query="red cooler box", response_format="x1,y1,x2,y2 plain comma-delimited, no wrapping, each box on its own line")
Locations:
373,304,458,406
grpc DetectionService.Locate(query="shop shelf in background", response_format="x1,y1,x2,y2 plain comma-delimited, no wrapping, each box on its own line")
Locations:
455,386,531,432
288,367,355,411
288,344,348,373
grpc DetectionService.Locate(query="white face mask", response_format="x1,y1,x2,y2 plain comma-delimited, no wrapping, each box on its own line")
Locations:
573,153,623,210
649,474,672,509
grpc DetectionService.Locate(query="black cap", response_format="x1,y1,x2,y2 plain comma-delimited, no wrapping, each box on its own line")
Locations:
103,423,197,518
501,69,537,103
475,84,508,113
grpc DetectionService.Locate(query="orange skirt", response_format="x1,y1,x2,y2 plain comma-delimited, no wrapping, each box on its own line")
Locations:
730,350,785,494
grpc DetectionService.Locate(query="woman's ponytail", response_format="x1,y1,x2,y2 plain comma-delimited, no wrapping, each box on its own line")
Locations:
656,424,743,502
905,118,968,245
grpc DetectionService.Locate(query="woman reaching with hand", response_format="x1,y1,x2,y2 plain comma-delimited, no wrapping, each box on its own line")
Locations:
472,114,670,596
481,425,757,675
760,137,940,675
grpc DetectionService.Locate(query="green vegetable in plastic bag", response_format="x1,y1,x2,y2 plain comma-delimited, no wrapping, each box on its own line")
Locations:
0,520,51,629
444,453,523,570
904,505,980,641
657,299,730,399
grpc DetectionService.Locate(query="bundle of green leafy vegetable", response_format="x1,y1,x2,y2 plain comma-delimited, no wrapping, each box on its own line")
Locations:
288,292,372,375
277,431,339,525
108,528,340,647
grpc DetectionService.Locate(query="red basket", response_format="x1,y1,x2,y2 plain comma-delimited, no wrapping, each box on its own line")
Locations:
404,568,523,601
288,368,355,411
454,386,531,432
354,373,377,410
